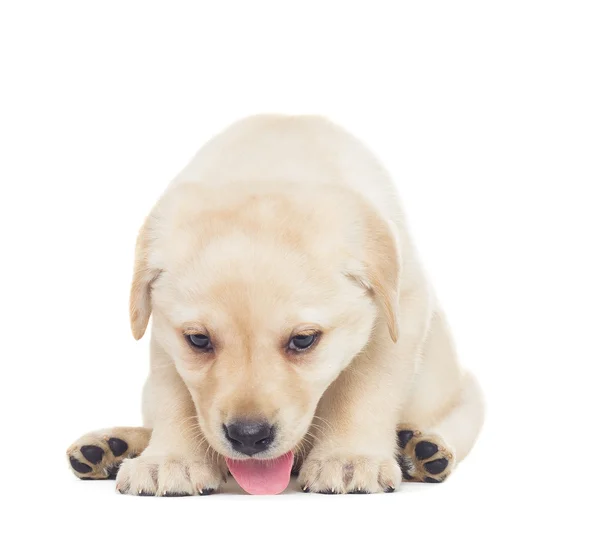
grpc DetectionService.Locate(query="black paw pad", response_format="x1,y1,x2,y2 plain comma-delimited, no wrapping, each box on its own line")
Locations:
106,464,121,479
163,492,191,497
424,476,442,483
80,445,104,465
302,486,310,493
384,486,396,493
397,430,414,449
108,438,128,457
349,489,369,494
198,488,215,496
70,456,92,474
415,441,438,460
424,458,448,475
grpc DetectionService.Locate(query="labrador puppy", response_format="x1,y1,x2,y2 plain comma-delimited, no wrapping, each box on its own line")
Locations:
66,115,484,495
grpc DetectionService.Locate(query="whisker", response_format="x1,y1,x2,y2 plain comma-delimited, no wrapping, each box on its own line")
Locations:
312,415,334,432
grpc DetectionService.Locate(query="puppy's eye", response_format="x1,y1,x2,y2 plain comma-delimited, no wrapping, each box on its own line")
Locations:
186,333,213,351
288,332,319,352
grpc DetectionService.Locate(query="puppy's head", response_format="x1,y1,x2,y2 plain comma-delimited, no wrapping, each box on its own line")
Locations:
130,182,400,460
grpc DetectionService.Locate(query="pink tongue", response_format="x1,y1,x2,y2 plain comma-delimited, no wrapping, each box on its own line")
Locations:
226,452,294,495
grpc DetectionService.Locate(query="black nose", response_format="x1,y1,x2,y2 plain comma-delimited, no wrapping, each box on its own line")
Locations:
224,420,274,456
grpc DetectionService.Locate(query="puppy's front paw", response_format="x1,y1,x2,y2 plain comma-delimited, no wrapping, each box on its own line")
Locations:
116,454,226,496
298,450,401,494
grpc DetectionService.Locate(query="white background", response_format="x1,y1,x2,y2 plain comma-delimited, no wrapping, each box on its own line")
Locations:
1,1,599,548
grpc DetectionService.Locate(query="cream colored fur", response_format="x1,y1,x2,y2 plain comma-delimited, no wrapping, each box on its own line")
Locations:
68,115,484,495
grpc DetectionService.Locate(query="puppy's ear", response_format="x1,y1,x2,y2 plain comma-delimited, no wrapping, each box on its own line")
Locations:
129,216,160,340
346,202,401,343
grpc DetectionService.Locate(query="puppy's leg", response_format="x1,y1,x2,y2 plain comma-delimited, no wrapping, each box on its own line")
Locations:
115,357,226,497
67,427,151,480
395,308,485,482
398,371,484,482
299,343,406,493
298,287,431,495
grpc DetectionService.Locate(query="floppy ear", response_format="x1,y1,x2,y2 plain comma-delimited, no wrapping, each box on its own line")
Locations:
129,216,160,340
346,204,401,343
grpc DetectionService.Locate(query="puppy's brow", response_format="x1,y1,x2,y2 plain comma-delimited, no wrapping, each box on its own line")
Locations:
182,323,210,334
290,324,324,335
297,309,329,326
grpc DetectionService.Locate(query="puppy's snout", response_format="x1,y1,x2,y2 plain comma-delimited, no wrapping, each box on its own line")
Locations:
224,420,274,456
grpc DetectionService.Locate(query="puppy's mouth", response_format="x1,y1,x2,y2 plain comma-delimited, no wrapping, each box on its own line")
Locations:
225,452,294,495
217,420,297,494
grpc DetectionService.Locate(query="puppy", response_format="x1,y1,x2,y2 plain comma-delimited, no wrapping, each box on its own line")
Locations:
66,115,484,495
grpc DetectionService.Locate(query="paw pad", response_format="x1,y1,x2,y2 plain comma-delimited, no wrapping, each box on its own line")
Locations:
80,445,104,464
107,438,128,457
397,430,414,449
69,456,92,474
415,441,438,460
396,427,454,483
424,476,441,483
424,458,448,475
67,431,142,481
